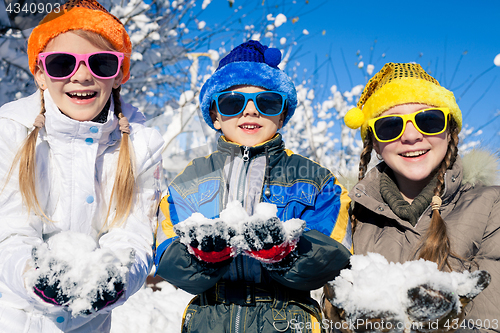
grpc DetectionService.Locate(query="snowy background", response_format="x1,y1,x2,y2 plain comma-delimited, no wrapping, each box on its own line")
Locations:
0,0,499,331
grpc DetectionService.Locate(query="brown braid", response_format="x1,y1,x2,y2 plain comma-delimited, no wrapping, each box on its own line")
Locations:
102,87,136,231
350,133,375,233
358,132,374,181
417,118,460,270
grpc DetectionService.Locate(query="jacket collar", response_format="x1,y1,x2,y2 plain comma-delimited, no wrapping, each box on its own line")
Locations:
42,89,121,147
217,133,285,159
350,157,464,219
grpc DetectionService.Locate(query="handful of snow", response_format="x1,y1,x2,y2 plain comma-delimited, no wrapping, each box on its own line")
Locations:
326,253,490,331
174,201,305,263
25,231,135,316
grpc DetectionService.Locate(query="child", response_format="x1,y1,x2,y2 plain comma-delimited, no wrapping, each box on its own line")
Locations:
0,0,164,332
155,40,352,332
328,63,499,329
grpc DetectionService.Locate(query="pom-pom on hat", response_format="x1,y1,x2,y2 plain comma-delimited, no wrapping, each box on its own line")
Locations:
344,63,462,141
28,0,132,84
199,40,297,130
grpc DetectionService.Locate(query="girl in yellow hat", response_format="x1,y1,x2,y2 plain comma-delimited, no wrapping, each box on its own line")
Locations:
0,0,164,331
325,63,498,330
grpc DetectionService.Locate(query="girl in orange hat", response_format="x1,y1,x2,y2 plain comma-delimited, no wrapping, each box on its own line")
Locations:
0,1,164,331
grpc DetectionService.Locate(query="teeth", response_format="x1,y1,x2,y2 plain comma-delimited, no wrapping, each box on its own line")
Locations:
241,125,258,129
401,150,427,157
69,92,94,97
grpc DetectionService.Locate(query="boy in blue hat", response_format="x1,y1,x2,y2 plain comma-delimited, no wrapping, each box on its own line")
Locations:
155,40,352,332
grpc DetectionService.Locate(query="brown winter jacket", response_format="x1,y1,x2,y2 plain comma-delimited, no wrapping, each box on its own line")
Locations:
351,154,500,332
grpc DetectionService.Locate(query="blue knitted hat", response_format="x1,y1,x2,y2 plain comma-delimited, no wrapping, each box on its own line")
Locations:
199,40,297,130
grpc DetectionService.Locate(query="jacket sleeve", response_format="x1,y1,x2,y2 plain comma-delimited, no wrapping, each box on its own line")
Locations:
156,239,231,295
98,126,164,305
301,176,353,252
0,118,46,308
267,176,352,290
155,184,231,294
463,187,500,332
268,230,351,291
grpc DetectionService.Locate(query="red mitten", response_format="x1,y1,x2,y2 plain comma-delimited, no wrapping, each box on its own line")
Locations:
174,216,236,263
242,217,304,264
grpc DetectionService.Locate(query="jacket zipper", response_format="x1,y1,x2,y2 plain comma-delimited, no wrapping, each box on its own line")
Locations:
234,305,242,333
237,146,250,203
234,146,250,333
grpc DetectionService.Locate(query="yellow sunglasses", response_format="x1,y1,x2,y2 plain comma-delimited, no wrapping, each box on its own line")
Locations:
367,107,450,143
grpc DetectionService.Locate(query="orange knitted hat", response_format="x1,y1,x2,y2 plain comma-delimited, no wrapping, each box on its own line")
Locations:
27,0,132,84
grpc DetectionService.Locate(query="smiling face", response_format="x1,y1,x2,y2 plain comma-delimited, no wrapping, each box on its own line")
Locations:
34,31,123,122
212,85,285,147
373,103,450,195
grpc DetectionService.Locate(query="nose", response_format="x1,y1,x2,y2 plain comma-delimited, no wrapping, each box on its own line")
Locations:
242,99,259,117
400,120,423,143
70,61,93,83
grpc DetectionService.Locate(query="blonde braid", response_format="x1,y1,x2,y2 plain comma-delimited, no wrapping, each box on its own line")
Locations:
5,89,48,218
102,87,136,231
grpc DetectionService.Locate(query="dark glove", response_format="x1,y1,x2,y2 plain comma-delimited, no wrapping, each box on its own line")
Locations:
32,246,72,306
242,217,302,264
83,266,125,315
33,273,71,306
175,220,236,263
406,270,491,333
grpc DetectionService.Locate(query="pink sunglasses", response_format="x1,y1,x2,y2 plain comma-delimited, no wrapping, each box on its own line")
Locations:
38,51,124,80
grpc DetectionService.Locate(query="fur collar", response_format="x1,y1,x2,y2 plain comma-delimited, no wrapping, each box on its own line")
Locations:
461,149,500,186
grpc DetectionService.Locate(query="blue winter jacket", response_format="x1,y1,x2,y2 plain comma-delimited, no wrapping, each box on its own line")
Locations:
155,133,351,293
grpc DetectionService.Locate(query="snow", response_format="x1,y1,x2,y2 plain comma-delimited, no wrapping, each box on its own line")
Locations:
197,21,206,30
25,232,134,316
328,253,489,323
174,201,305,254
201,0,211,10
367,64,375,75
274,13,287,27
110,282,193,333
494,53,500,66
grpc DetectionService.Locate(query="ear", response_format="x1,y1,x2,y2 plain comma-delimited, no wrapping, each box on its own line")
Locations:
113,69,124,89
278,117,284,129
278,110,287,129
213,115,222,130
209,106,222,130
34,64,47,90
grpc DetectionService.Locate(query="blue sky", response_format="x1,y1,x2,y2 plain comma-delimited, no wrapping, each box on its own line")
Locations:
199,0,500,148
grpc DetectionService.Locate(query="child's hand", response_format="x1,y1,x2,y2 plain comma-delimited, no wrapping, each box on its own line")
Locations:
174,218,237,263
242,217,305,264
26,233,132,316
405,270,491,332
83,266,125,315
32,264,72,307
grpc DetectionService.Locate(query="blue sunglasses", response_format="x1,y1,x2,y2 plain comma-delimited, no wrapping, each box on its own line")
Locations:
211,91,288,117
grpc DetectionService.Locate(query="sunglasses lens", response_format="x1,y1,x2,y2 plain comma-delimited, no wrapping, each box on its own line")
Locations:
217,93,246,116
88,53,120,78
45,53,76,78
415,109,446,134
374,116,404,141
255,92,284,115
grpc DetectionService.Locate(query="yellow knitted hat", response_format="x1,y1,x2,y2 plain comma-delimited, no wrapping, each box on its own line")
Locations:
344,63,462,141
28,0,132,84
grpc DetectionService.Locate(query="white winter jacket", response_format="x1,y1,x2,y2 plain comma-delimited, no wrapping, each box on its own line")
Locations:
0,90,164,332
